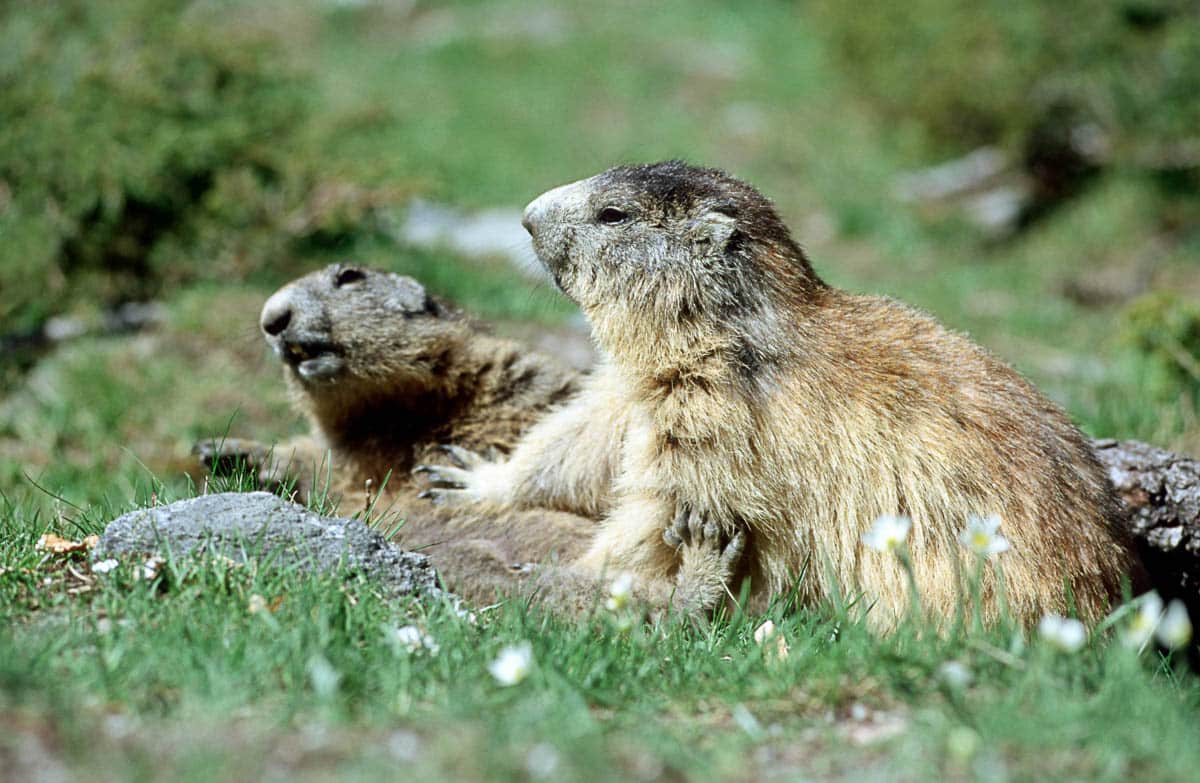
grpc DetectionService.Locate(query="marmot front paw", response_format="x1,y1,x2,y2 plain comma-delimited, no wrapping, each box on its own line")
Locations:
663,507,746,616
414,444,490,506
193,437,273,474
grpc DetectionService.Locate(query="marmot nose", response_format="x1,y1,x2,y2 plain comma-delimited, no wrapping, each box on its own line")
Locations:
521,205,537,237
260,292,293,337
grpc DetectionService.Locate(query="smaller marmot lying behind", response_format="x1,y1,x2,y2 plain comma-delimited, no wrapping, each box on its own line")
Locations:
195,263,593,592
198,263,727,615
419,161,1140,630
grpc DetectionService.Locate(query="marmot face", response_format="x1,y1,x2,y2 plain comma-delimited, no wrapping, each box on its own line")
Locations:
259,263,457,394
523,161,824,378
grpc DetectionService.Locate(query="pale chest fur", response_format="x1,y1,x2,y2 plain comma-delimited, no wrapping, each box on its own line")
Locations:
619,369,995,586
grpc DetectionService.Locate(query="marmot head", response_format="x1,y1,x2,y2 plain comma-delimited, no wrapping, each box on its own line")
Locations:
259,263,463,400
522,161,824,375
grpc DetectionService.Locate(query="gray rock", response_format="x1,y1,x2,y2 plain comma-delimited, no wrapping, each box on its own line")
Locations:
396,200,547,281
94,492,443,599
893,147,1009,203
1094,438,1200,608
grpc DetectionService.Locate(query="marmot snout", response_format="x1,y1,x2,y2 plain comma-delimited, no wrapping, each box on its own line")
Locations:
259,262,450,389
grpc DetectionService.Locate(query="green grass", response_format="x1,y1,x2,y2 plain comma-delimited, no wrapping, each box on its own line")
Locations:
3,489,1199,781
3,1,1199,779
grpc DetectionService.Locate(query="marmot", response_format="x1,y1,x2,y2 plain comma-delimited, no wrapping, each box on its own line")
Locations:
197,263,729,615
418,161,1139,629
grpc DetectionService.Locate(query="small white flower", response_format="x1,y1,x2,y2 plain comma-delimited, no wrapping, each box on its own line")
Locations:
1156,599,1192,650
938,660,973,689
752,620,789,661
393,624,440,655
307,655,340,698
606,572,635,611
1038,614,1087,653
1125,591,1164,649
247,594,269,614
524,743,561,779
958,514,1010,558
488,642,533,686
92,558,119,575
138,556,165,580
862,514,912,553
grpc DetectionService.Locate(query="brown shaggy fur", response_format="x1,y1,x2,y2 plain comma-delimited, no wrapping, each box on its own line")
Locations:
420,161,1139,630
199,263,729,614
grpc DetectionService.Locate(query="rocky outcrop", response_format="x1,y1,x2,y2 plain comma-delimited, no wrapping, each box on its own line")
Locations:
94,491,443,599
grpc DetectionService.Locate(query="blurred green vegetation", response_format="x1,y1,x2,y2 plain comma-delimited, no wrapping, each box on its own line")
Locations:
1121,291,1200,392
808,0,1200,168
0,0,307,330
3,515,1200,781
1,0,1198,501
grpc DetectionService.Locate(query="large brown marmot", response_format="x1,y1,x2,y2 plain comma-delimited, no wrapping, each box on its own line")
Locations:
198,262,729,614
418,161,1140,629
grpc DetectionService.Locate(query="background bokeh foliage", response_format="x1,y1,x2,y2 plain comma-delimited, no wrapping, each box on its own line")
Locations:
1,0,1197,506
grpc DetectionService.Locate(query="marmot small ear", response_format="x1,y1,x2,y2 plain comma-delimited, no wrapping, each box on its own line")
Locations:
692,210,737,248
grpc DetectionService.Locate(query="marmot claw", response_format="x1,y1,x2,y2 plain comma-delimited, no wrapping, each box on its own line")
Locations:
663,507,723,552
438,444,485,469
416,487,476,507
412,463,471,488
192,437,269,473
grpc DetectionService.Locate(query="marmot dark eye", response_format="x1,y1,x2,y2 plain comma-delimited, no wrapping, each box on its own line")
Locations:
597,207,628,225
334,267,366,287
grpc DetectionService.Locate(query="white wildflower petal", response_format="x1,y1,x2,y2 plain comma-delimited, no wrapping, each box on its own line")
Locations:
138,556,165,581
247,594,268,614
488,642,533,686
938,660,973,689
393,625,439,655
1038,614,1087,653
92,558,119,575
1124,591,1164,649
307,655,340,698
525,743,561,779
606,572,634,611
454,606,478,625
862,514,912,553
1156,599,1192,650
752,620,789,660
959,514,1010,558
394,625,423,650
610,572,634,598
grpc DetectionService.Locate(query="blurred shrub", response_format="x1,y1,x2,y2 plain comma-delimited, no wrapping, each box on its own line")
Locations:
1121,291,1200,398
0,0,316,330
807,0,1200,175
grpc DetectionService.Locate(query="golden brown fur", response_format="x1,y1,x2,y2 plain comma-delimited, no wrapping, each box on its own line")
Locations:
196,263,592,597
199,263,728,614
420,161,1139,630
